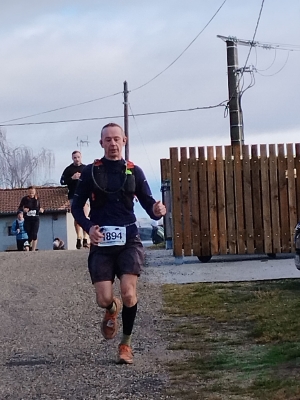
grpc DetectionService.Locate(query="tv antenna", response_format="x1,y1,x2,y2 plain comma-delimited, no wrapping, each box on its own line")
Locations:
76,136,90,152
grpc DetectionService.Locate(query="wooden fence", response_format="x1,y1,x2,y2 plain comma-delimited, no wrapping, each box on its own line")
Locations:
160,144,300,257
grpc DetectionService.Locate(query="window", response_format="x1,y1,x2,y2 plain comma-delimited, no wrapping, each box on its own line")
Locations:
8,226,14,236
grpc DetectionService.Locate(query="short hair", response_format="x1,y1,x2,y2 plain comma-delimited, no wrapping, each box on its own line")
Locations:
72,150,81,156
101,123,124,138
27,185,37,198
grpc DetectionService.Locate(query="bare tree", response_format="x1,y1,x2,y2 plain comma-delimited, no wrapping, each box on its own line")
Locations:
0,129,55,188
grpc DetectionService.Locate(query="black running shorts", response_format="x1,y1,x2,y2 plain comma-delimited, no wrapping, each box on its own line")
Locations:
88,236,144,284
24,217,40,241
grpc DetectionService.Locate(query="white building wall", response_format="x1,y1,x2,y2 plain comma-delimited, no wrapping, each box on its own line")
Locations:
66,212,77,250
0,212,72,252
0,216,17,252
37,213,68,250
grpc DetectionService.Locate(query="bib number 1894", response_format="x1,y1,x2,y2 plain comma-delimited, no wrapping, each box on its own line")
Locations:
98,226,126,247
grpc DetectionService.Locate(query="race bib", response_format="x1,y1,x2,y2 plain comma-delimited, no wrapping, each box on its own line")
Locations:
98,226,126,247
27,210,36,217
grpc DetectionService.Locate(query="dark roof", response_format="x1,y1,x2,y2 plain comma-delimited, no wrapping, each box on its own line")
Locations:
0,186,70,215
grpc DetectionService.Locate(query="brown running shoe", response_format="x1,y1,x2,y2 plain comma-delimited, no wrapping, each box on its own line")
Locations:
117,344,133,364
101,297,122,340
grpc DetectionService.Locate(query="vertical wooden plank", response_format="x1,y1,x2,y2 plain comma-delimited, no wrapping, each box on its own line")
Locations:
260,145,272,254
216,146,227,254
224,146,236,254
189,147,200,256
269,144,281,253
278,144,289,252
180,147,192,256
198,147,210,256
287,143,297,250
207,146,218,255
295,143,300,221
170,147,182,257
242,145,255,254
251,145,263,253
233,145,245,254
160,158,170,181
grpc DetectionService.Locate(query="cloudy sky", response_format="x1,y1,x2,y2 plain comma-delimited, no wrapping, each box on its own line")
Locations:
0,1,299,216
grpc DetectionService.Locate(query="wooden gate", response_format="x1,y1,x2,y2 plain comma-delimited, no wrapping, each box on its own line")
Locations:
160,144,300,257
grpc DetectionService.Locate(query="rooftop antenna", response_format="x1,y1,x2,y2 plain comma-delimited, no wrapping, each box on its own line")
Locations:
76,136,90,152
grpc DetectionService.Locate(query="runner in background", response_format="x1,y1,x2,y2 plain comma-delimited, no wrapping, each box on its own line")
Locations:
60,150,89,249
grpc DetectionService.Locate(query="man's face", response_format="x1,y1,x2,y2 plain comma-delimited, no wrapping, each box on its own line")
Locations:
17,213,23,220
100,126,126,160
28,188,36,198
72,152,82,166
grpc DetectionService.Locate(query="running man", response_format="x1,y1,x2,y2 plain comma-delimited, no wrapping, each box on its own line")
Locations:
60,150,89,249
71,123,166,364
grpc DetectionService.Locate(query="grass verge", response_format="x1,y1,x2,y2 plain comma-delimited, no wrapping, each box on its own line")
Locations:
162,279,300,399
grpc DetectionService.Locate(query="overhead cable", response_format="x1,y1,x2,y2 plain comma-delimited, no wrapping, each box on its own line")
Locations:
0,91,123,124
130,0,228,92
242,0,265,71
1,1,228,125
0,102,226,127
256,51,291,76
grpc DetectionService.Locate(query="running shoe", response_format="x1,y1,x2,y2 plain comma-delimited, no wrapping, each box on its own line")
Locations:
101,297,122,340
76,239,82,249
117,344,133,364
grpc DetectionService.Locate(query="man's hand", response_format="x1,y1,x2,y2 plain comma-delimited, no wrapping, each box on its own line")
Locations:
89,225,104,245
16,229,20,234
72,172,81,180
152,201,166,217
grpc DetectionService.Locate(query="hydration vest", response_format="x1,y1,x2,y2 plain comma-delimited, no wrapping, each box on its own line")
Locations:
91,159,136,210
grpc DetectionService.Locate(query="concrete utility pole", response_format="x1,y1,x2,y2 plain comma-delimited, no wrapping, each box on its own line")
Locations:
123,81,129,160
218,36,244,148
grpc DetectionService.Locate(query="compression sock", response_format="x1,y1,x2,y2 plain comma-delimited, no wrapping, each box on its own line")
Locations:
121,303,137,345
106,300,117,315
120,334,132,347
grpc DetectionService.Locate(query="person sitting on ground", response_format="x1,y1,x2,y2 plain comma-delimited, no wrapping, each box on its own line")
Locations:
53,238,65,250
11,211,30,251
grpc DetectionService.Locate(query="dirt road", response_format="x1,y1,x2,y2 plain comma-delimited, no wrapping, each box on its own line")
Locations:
0,250,174,400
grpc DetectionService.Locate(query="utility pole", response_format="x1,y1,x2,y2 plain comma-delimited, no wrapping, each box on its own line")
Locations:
218,36,244,148
217,34,300,148
123,81,129,160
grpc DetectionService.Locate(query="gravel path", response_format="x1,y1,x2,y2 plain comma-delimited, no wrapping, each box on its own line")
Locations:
0,249,175,400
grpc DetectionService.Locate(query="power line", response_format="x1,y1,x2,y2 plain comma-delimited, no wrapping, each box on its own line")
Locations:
129,103,161,190
1,1,228,125
255,48,277,71
242,0,266,72
0,102,226,127
0,91,123,124
255,50,291,76
131,0,228,92
219,37,300,52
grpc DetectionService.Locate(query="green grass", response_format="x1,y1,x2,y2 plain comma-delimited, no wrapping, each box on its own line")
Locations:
162,279,300,399
147,242,166,250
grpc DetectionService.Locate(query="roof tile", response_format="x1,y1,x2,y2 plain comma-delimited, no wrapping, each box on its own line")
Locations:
0,186,70,215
